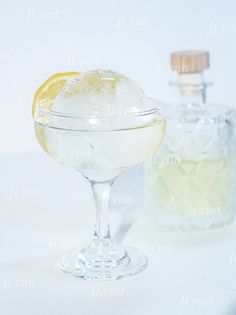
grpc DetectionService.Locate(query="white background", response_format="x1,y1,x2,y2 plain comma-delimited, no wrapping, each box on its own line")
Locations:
1,1,236,314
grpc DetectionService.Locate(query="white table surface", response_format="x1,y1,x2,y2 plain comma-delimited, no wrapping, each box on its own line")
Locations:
1,152,236,315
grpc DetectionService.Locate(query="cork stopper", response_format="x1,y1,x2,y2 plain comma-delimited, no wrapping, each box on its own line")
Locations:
171,51,209,73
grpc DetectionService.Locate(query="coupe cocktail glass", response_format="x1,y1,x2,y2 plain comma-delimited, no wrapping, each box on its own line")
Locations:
33,72,166,280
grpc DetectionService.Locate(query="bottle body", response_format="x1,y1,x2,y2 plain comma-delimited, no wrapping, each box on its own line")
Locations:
144,100,236,230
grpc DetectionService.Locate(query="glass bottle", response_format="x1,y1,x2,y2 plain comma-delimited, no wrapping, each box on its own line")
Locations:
144,51,236,230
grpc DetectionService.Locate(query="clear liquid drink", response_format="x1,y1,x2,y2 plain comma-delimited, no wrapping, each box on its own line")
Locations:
35,118,165,179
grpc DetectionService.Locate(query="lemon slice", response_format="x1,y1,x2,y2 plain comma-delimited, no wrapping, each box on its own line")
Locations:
32,72,79,117
32,72,79,152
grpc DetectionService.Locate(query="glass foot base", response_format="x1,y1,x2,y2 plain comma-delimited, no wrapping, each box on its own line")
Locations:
60,245,147,280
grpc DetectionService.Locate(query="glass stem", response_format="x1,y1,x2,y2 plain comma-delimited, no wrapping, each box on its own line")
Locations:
91,181,113,244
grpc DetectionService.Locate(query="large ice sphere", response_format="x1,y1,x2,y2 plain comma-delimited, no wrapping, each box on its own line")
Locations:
53,70,146,118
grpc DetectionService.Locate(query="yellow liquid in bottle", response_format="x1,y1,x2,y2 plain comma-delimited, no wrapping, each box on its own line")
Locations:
146,157,233,218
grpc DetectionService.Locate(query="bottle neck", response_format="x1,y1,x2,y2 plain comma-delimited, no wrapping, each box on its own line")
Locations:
172,72,207,107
